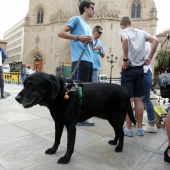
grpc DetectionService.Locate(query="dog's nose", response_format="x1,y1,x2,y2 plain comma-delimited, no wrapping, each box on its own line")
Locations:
15,95,22,103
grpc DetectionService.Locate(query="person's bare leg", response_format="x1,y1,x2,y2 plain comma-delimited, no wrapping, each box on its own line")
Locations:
134,97,144,129
125,98,134,130
165,110,170,157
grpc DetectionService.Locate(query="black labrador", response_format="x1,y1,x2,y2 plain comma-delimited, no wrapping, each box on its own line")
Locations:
15,72,136,164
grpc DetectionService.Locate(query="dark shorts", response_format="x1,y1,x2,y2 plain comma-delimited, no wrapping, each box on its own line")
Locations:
72,61,92,82
121,66,144,98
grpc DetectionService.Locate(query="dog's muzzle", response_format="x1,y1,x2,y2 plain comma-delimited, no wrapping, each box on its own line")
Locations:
15,95,22,103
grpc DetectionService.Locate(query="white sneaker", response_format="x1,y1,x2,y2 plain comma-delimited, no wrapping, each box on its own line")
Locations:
143,124,157,133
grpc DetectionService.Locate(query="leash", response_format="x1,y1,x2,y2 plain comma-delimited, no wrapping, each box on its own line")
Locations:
70,39,89,80
66,39,90,104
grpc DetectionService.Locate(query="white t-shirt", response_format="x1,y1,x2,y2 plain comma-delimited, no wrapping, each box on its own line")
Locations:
27,68,33,75
143,42,152,73
119,28,149,67
0,51,2,66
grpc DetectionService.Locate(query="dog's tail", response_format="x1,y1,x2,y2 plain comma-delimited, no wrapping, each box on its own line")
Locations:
127,102,136,125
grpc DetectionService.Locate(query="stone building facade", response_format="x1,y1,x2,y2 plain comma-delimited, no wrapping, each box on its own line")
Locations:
4,0,158,77
0,40,7,51
4,19,25,70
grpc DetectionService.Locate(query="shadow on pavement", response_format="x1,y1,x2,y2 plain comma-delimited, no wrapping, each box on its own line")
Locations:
0,91,11,100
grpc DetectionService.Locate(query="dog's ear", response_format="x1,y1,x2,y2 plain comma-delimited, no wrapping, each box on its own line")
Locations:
46,75,60,102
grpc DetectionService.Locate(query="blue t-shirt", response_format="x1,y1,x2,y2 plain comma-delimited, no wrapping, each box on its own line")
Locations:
66,16,93,63
93,39,105,70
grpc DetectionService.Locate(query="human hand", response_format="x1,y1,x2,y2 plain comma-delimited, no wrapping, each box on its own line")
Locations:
78,35,93,43
95,45,102,50
122,61,129,69
144,58,151,65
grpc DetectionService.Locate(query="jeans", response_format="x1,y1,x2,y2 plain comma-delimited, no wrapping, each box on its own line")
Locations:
142,69,155,123
92,69,99,82
0,66,4,97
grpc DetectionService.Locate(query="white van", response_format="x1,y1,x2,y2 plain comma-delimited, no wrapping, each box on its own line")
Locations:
2,64,10,73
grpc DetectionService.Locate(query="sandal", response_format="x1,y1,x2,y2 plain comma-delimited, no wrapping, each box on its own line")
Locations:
164,146,170,163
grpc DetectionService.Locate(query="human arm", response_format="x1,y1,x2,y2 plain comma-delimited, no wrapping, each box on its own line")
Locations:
99,50,105,58
93,45,105,58
58,25,92,43
58,25,77,40
121,33,129,69
145,35,159,65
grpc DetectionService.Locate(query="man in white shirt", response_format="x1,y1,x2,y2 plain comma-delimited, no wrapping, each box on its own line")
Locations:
119,16,159,137
26,66,33,77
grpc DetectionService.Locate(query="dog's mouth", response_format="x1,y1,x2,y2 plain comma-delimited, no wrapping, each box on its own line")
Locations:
23,97,42,108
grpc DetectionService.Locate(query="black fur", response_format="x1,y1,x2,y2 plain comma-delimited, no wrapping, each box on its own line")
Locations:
15,72,136,164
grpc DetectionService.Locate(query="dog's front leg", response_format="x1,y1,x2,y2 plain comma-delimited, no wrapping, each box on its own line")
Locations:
45,120,64,155
57,126,76,164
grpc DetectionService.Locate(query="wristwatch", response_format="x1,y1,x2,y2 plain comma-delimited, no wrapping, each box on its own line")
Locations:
123,58,129,62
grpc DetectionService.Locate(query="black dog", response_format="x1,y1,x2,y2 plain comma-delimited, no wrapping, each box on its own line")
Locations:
15,72,135,164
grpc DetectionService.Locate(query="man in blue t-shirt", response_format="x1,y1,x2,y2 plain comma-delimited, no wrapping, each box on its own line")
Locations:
92,25,105,82
58,1,95,82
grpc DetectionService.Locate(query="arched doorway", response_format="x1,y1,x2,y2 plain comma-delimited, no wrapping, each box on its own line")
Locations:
33,53,43,71
57,42,72,77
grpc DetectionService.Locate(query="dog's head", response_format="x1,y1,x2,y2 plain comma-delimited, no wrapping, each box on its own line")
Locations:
15,72,64,108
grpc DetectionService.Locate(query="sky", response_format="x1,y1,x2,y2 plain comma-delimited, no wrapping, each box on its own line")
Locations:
0,0,170,40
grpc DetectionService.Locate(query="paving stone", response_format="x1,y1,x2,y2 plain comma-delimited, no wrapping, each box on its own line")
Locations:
13,118,54,134
23,152,115,170
26,110,52,119
76,137,157,170
0,120,7,125
0,164,5,170
77,117,115,137
39,127,102,148
0,112,40,123
0,135,59,170
142,153,170,170
0,124,30,142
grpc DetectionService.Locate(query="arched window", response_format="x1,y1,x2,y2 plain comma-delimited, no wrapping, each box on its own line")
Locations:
131,0,141,19
37,8,44,24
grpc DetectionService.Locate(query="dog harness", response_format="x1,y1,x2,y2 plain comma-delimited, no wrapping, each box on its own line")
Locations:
64,83,83,105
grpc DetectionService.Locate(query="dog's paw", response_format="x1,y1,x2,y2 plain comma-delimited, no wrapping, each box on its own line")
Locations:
45,148,57,155
57,155,70,164
108,140,117,145
115,146,123,152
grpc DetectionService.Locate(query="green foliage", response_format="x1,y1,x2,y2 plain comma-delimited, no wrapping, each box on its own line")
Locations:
155,50,170,72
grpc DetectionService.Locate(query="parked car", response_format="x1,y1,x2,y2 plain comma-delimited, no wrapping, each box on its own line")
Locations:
98,75,109,83
2,64,10,73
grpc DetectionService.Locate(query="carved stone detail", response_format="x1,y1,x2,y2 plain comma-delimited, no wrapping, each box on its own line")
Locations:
93,9,120,19
35,35,40,44
49,9,120,23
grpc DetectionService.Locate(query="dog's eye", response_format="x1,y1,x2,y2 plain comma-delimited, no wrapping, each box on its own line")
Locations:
25,81,37,90
27,81,33,85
